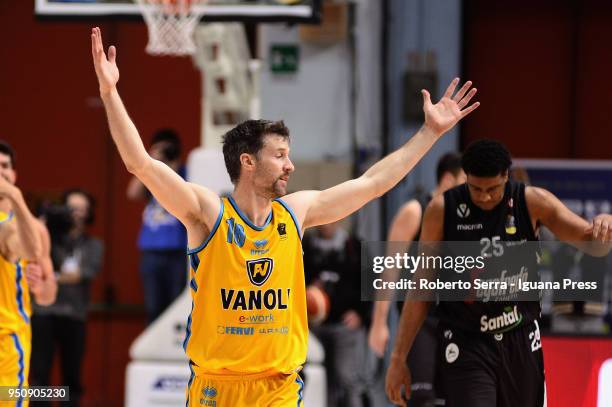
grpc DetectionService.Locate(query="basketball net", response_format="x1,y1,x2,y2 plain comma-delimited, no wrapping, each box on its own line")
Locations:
135,0,206,56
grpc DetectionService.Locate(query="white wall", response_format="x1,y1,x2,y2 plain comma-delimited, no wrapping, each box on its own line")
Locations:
257,1,383,240
258,23,352,161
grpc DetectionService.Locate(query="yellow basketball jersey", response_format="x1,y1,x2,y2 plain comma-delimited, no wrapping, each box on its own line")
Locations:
0,256,31,335
184,196,307,375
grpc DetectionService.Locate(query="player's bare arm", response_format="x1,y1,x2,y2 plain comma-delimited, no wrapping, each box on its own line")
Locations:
0,177,43,260
526,186,612,256
26,221,57,306
91,27,220,246
284,78,479,230
385,195,443,406
368,199,422,357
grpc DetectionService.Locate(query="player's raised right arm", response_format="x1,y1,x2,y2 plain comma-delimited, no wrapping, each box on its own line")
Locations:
91,27,219,233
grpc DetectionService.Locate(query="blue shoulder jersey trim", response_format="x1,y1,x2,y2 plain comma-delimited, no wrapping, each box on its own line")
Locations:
274,198,302,240
228,196,272,231
187,199,224,255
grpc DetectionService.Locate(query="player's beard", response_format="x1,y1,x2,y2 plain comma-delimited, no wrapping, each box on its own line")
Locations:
271,176,288,198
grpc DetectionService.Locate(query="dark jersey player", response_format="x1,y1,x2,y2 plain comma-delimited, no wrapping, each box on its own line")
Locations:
386,139,612,407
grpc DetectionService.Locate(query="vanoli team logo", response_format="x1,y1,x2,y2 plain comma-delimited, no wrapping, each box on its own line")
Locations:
457,203,470,218
246,258,274,286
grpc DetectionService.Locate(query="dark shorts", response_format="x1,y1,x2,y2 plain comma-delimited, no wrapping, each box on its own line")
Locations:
437,320,546,407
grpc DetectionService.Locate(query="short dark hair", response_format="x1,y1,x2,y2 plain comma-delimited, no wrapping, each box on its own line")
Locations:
151,129,181,161
462,139,512,177
0,140,16,168
436,152,462,183
62,188,97,225
222,120,290,184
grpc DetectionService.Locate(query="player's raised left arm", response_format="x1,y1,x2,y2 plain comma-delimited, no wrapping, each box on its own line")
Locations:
285,79,479,230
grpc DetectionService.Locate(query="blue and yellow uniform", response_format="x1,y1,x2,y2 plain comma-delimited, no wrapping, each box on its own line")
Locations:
185,196,307,406
0,255,31,407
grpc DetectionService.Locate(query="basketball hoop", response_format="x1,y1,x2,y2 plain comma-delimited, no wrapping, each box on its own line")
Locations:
135,0,206,56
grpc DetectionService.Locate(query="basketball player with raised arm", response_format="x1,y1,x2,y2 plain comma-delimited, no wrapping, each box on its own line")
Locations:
90,27,479,406
386,139,612,407
0,141,56,406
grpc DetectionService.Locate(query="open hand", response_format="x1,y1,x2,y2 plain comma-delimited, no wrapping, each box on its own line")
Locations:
585,214,612,243
91,27,119,94
422,78,479,136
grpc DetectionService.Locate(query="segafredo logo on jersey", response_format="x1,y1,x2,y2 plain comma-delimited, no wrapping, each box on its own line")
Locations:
246,258,274,286
457,203,470,218
480,305,522,333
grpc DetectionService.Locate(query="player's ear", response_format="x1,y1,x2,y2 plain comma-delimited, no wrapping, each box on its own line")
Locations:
240,153,256,173
501,169,509,182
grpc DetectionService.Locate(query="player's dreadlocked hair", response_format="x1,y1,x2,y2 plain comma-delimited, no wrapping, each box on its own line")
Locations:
222,120,290,184
462,139,512,177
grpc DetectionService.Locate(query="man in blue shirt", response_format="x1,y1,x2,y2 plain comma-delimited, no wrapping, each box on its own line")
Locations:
127,129,187,324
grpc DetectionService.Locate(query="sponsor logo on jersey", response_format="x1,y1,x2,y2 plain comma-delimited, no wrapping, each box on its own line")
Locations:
238,313,275,324
444,329,453,340
221,288,291,311
254,239,268,249
505,214,517,235
203,387,217,398
480,305,523,333
278,223,287,240
457,203,470,218
251,239,271,255
246,258,274,286
201,386,217,406
445,343,459,363
457,223,483,231
258,326,289,335
217,325,255,336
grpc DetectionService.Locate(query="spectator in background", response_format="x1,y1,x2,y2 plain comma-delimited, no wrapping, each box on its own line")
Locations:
126,129,187,324
31,188,103,407
303,221,372,407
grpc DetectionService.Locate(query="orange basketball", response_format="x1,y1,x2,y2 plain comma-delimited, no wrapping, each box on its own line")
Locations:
306,285,330,325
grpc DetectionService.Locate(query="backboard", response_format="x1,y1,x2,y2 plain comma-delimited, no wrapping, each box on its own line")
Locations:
34,0,322,23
